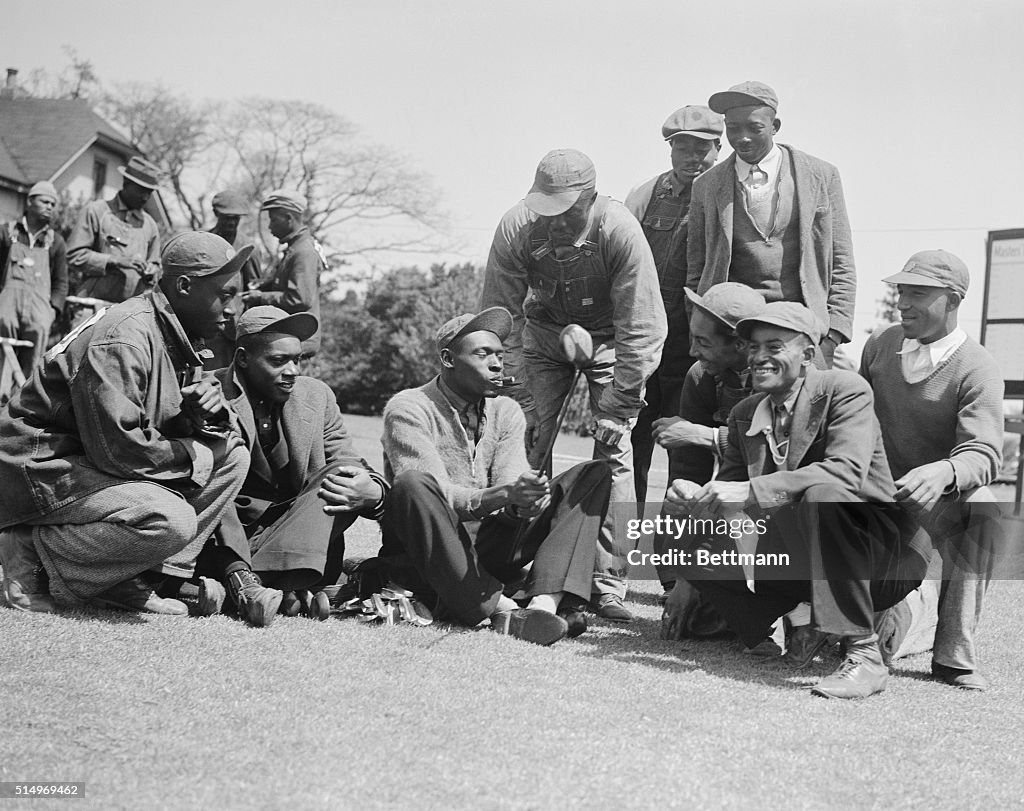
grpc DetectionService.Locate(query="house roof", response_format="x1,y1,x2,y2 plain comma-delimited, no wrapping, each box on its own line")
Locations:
0,97,137,189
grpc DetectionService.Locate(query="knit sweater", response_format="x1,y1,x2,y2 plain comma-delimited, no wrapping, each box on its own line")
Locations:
382,376,528,521
860,324,1003,490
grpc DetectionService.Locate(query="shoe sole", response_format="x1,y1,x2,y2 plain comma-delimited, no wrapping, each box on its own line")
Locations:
810,680,888,700
508,610,568,646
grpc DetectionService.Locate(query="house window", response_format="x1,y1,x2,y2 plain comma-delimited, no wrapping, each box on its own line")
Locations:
92,159,107,199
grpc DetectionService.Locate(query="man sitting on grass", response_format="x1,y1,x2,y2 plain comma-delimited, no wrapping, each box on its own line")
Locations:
380,307,612,645
191,306,388,627
664,302,930,699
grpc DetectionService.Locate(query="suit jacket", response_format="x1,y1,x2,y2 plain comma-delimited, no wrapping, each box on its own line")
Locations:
718,368,895,508
686,144,856,341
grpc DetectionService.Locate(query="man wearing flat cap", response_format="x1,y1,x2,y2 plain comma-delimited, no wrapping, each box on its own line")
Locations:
862,250,1004,690
626,105,724,507
242,189,324,357
381,307,613,644
686,81,856,370
0,231,250,617
665,302,929,699
187,306,389,626
0,181,68,381
480,149,666,621
67,155,164,304
209,190,263,291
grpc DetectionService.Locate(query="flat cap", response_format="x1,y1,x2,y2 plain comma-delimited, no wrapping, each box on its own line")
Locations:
211,190,250,216
709,81,779,114
684,283,766,331
662,106,724,141
736,301,822,346
260,189,306,214
118,156,163,190
883,249,970,297
28,181,58,200
236,305,318,342
161,231,254,279
524,149,596,217
436,307,513,354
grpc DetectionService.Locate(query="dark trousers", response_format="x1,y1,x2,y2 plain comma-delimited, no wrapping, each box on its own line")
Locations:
381,461,611,626
690,484,929,648
198,463,357,592
630,325,695,506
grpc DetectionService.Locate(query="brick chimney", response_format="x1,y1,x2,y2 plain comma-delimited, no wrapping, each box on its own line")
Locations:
0,68,17,99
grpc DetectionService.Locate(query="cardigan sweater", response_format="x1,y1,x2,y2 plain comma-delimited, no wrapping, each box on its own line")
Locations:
382,376,528,522
860,324,1003,490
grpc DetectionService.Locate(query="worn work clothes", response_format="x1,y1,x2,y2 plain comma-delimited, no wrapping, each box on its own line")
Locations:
861,323,1005,671
244,226,323,355
0,286,248,596
382,462,610,626
481,196,666,421
66,195,161,303
626,172,699,502
694,368,929,641
687,144,856,343
208,366,387,590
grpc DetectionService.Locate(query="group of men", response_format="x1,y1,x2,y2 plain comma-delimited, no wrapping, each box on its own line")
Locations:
0,80,1006,699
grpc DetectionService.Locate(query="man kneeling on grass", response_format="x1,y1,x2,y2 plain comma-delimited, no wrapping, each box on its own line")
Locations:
664,302,930,699
187,306,388,626
380,307,612,645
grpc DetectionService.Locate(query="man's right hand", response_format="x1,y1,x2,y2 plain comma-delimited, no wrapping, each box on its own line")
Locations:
660,580,701,640
652,417,715,450
107,255,147,273
508,470,551,518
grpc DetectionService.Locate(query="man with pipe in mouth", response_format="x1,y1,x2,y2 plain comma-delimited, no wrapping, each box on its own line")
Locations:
380,307,613,645
480,149,667,622
664,302,930,699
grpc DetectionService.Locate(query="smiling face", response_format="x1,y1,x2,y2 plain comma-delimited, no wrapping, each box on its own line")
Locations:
724,105,779,165
440,329,505,401
669,135,720,182
689,309,745,374
237,332,303,404
746,324,815,401
896,284,957,344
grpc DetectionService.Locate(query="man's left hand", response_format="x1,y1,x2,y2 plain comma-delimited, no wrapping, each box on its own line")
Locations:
690,480,754,517
894,461,954,512
319,466,383,514
180,377,228,427
591,415,630,446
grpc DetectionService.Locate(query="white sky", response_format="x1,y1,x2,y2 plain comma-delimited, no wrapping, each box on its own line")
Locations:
8,0,1024,360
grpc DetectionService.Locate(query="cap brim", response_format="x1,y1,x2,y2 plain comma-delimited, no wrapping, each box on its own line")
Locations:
683,287,734,330
665,130,721,142
708,91,776,115
117,166,160,190
736,314,818,343
254,312,319,342
214,208,249,217
881,271,950,288
204,244,255,279
524,189,581,217
453,307,514,345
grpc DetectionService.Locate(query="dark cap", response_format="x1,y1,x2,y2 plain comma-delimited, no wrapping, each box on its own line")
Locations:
882,249,970,297
118,156,163,190
236,305,318,342
524,149,597,216
684,283,766,331
436,307,513,354
211,190,250,216
260,189,306,214
736,301,822,345
662,106,724,141
161,231,254,279
708,81,779,114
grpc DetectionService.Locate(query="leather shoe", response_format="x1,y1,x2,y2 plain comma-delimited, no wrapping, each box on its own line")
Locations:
491,608,568,646
784,624,839,668
931,663,989,691
93,576,188,615
556,595,588,638
594,594,633,623
0,526,56,613
227,570,283,627
811,640,889,699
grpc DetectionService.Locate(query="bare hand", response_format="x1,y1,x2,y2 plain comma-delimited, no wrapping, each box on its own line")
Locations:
509,470,551,517
663,479,702,516
591,415,629,447
660,580,701,640
180,377,227,427
652,417,714,450
319,465,383,514
241,290,262,305
894,461,954,512
690,480,753,518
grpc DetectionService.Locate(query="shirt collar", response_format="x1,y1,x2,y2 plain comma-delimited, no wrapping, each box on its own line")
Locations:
436,374,477,415
735,143,781,181
282,225,308,246
745,379,804,437
897,327,967,365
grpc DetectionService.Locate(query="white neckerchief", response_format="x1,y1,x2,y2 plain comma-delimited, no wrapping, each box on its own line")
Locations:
897,327,967,383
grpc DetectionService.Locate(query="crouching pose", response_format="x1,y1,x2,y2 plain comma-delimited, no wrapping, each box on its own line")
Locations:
193,306,388,626
0,232,250,615
380,308,612,645
665,302,930,699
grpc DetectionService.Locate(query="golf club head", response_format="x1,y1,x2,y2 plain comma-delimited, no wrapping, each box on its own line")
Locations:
559,324,593,367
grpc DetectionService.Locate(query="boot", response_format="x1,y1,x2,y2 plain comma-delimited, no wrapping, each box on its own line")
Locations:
227,569,282,628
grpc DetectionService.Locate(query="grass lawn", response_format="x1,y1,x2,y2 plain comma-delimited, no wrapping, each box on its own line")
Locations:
2,416,1023,809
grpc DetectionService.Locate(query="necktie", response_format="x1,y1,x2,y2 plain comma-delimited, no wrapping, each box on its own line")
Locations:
746,163,768,190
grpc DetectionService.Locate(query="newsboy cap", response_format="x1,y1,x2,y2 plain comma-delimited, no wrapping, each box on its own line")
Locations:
236,305,319,342
882,249,970,297
436,307,513,354
708,81,779,114
662,106,724,141
260,189,307,214
27,181,58,200
161,231,254,279
684,283,766,331
736,301,822,346
211,190,250,216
